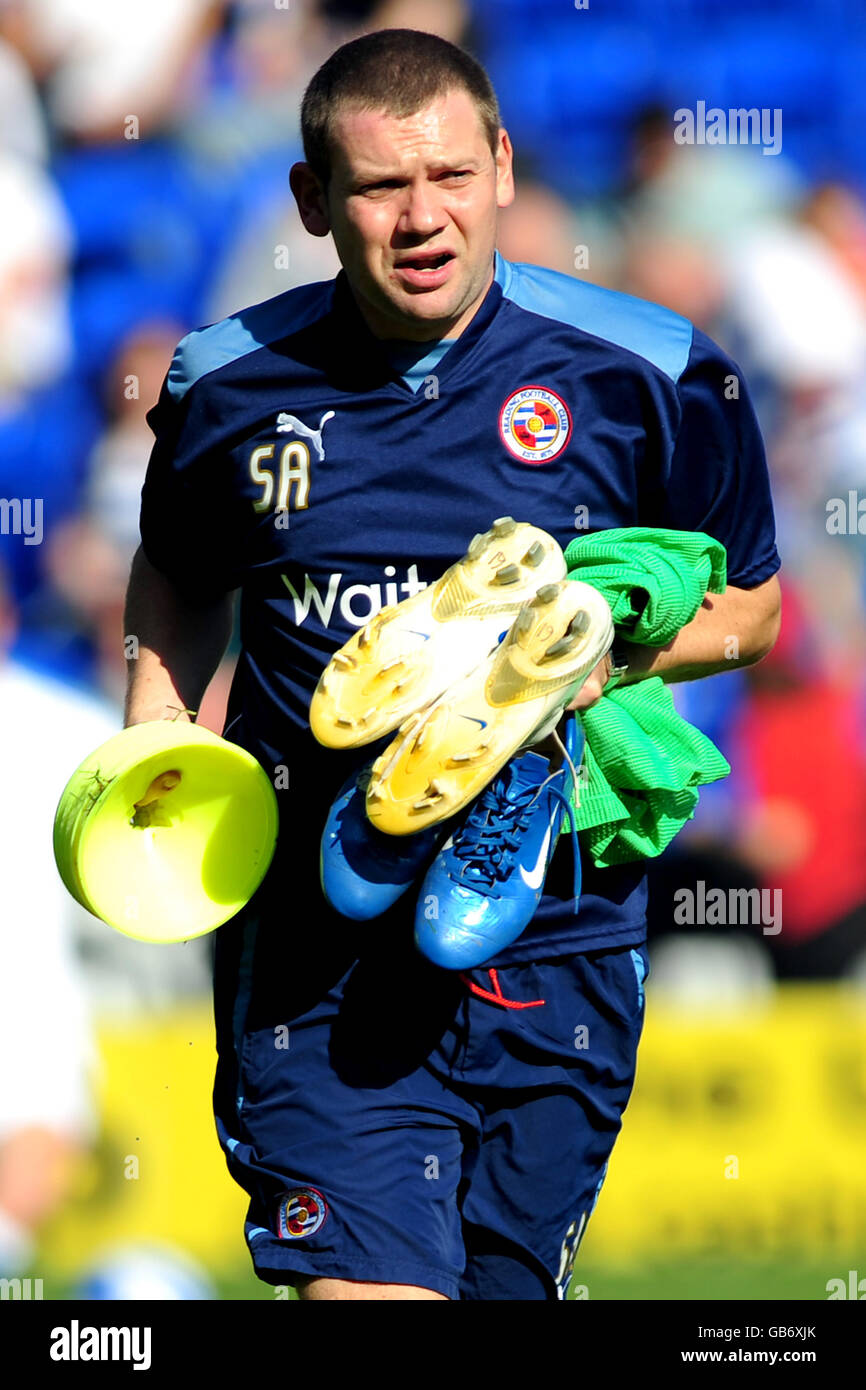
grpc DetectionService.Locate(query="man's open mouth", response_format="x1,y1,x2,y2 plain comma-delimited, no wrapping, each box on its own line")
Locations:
395,252,454,271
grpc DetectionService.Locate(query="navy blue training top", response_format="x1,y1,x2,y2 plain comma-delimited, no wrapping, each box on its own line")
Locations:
139,251,780,958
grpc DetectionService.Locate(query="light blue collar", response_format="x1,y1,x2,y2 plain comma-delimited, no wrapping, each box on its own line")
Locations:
382,338,457,392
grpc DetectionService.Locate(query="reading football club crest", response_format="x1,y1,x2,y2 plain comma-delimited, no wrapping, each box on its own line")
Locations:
277,1187,329,1239
499,385,571,465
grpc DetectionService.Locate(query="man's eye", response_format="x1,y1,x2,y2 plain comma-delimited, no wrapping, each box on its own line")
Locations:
355,171,472,194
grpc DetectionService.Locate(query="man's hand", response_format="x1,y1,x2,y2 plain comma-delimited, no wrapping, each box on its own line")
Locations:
565,653,616,712
565,575,781,700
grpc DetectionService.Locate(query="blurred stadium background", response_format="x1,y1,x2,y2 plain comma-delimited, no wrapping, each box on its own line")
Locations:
2,0,866,1301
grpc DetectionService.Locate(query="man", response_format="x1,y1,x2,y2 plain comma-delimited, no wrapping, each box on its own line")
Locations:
124,29,781,1300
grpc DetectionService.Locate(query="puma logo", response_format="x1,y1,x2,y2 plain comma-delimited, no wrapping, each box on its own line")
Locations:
276,410,336,461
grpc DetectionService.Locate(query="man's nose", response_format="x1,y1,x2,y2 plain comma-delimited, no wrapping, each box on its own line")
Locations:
397,180,445,236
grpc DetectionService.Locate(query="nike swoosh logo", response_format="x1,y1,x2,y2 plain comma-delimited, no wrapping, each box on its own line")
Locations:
404,628,431,642
460,714,488,729
519,825,552,890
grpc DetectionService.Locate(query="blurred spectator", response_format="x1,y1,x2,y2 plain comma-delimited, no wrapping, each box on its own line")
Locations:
0,153,72,402
497,176,585,280
725,219,866,395
0,149,96,625
87,322,186,558
369,0,467,43
0,34,48,163
35,317,238,723
0,0,223,142
803,181,866,309
729,583,866,978
181,0,334,169
623,107,802,254
207,184,341,323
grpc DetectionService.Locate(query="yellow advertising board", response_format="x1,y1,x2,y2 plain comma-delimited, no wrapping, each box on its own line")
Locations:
589,986,866,1261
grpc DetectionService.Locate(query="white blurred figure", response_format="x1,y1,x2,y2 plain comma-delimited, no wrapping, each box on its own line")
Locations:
725,222,866,395
0,35,49,164
0,567,116,1274
647,934,776,1017
725,209,866,675
7,0,220,140
0,543,224,1275
0,153,73,404
76,1242,215,1300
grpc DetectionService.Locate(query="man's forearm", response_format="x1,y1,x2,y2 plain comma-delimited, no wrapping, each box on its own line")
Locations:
123,546,235,727
617,575,782,686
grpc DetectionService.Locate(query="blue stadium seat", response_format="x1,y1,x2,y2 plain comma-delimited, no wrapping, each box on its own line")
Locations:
715,23,836,116
477,3,855,194
54,141,242,379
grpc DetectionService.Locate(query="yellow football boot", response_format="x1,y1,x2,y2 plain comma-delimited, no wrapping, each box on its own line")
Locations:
365,579,614,834
309,518,566,749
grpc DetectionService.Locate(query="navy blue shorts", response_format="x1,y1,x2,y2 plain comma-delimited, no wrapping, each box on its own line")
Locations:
214,907,648,1301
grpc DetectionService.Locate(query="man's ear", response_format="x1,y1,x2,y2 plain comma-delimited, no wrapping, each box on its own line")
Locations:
494,128,515,210
289,162,331,237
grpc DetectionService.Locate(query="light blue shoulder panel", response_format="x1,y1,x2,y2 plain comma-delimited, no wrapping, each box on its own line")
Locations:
167,279,336,403
494,252,694,384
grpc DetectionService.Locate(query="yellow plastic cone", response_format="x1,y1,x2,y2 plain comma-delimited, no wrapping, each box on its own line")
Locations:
53,721,278,943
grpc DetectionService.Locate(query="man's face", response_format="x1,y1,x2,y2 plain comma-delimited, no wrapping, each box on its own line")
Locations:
293,88,514,340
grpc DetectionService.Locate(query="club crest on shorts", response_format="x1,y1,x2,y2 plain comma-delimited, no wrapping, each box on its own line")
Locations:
277,1187,328,1239
499,385,571,465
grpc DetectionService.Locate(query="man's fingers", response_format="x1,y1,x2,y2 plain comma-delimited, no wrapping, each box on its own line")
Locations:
565,654,612,711
566,678,605,711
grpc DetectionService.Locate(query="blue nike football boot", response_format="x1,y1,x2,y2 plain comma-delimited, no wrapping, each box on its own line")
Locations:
321,763,443,920
414,715,584,968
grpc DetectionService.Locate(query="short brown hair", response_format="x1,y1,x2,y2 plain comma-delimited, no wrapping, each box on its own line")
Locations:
301,28,501,187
